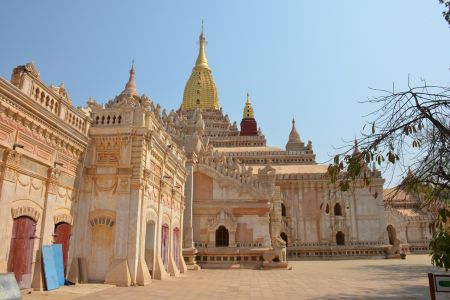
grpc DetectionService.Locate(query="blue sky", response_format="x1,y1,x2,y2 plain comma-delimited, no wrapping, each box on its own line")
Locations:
1,1,449,185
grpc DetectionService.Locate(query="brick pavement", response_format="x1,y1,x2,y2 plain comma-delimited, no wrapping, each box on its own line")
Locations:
23,255,445,300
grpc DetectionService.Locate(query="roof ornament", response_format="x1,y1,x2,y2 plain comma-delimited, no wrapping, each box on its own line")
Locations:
286,116,303,151
195,21,209,69
121,61,138,97
242,92,255,118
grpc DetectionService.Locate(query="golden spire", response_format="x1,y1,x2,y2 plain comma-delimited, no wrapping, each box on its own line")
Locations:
181,23,219,110
195,20,209,70
242,92,255,118
121,61,138,97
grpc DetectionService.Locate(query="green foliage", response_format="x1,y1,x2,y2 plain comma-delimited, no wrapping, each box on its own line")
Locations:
439,0,450,26
430,208,450,270
327,84,449,270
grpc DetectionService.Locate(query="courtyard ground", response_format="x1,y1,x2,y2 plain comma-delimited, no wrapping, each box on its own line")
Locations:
22,255,447,300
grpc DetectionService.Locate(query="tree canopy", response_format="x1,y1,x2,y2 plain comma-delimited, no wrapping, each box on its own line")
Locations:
327,83,450,269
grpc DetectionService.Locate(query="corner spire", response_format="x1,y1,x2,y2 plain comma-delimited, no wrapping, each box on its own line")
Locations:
121,61,138,97
286,116,304,151
242,92,254,118
240,92,258,136
289,117,300,142
195,21,209,70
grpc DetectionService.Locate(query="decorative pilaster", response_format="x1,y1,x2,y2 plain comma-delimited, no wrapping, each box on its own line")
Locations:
0,148,22,272
32,166,60,290
182,154,200,270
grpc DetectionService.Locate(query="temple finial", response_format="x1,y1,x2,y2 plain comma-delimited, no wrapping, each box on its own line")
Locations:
195,22,209,69
121,63,138,96
242,92,254,118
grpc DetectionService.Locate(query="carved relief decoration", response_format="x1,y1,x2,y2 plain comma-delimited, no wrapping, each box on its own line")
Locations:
89,216,115,227
89,209,116,227
93,177,117,195
54,213,73,225
207,209,237,232
96,151,119,164
11,206,41,222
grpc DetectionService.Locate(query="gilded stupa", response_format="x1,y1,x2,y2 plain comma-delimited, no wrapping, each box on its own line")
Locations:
182,27,219,110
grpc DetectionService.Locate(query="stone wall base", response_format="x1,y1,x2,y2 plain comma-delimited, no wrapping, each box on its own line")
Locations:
67,257,88,284
178,256,188,273
152,255,169,280
135,258,152,286
262,262,289,270
105,259,131,287
168,255,180,277
183,247,200,270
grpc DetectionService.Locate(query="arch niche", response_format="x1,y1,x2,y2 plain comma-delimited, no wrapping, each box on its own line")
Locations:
145,221,157,275
88,215,115,282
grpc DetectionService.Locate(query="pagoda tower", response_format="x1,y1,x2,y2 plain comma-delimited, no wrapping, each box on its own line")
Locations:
240,93,258,136
285,117,304,151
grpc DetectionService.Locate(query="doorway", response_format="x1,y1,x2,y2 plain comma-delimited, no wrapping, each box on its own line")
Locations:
215,226,229,247
161,224,169,271
7,216,36,288
336,231,345,245
173,228,180,268
53,222,71,274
